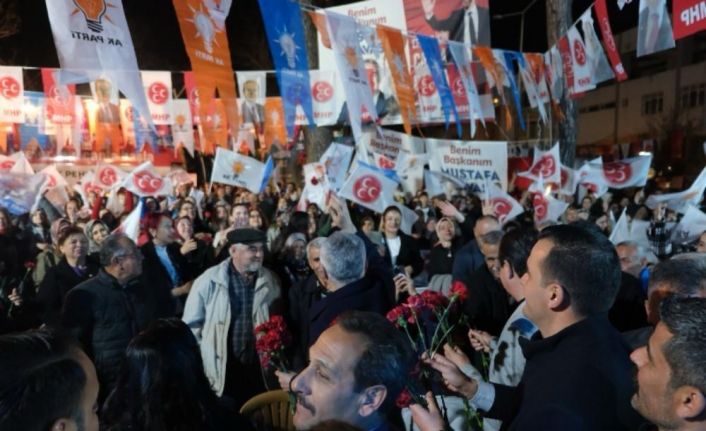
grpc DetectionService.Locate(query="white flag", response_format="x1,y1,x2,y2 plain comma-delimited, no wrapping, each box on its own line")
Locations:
301,162,330,211
172,99,195,156
39,165,68,190
95,163,127,189
396,153,428,196
45,0,154,130
671,205,706,245
120,161,172,197
519,61,548,124
424,169,465,200
529,176,568,224
646,167,706,213
577,157,610,198
9,152,34,175
210,147,266,194
0,66,24,123
485,181,524,225
581,154,653,190
320,143,354,192
141,71,173,125
609,208,630,245
74,171,105,209
520,142,561,185
566,25,596,94
114,199,143,243
579,9,614,86
340,162,398,213
392,202,419,236
325,11,378,142
448,41,484,137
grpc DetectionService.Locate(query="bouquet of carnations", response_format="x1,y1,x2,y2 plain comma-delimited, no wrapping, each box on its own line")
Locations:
254,315,292,372
387,281,469,408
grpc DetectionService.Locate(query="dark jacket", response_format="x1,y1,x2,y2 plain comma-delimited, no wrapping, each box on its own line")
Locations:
609,272,648,332
37,257,99,326
61,270,161,400
308,275,394,347
487,315,647,431
382,232,424,277
451,239,484,281
287,274,323,370
427,4,491,46
140,241,193,316
459,264,513,336
181,238,214,278
427,238,463,278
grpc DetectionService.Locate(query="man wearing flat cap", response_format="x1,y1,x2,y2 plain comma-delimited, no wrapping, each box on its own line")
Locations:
183,228,282,408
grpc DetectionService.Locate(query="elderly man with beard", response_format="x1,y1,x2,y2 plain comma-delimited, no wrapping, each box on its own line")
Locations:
290,310,414,431
630,297,706,431
182,228,282,408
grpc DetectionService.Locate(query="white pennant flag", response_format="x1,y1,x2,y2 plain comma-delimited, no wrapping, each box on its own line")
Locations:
172,99,195,156
566,25,596,94
8,152,34,175
636,0,675,58
210,147,266,194
485,181,524,225
0,171,48,215
45,0,154,130
581,155,653,190
114,199,143,243
0,66,24,123
120,161,172,197
424,169,465,200
559,164,578,196
340,162,398,214
671,205,706,245
609,208,631,245
519,61,548,124
577,157,609,198
448,41,485,137
74,172,105,209
141,71,173,125
95,162,127,189
545,46,564,102
325,11,378,142
579,8,615,85
392,202,419,236
396,153,428,197
320,143,354,193
646,167,706,213
301,162,331,211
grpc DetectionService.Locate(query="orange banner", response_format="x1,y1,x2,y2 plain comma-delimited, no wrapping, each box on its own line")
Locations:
473,46,512,130
377,25,418,136
263,98,287,155
200,99,229,153
173,0,239,154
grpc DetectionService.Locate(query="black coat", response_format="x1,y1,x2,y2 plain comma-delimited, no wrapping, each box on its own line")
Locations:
308,275,394,347
37,257,99,326
609,272,648,332
487,315,647,431
140,241,193,316
61,270,162,400
181,238,214,279
287,274,323,370
382,232,424,277
427,5,491,46
459,264,513,336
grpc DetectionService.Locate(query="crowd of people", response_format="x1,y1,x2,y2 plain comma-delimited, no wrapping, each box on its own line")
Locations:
0,176,705,431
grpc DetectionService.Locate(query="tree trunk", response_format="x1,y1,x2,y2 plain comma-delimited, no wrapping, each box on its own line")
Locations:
0,0,20,41
545,0,577,167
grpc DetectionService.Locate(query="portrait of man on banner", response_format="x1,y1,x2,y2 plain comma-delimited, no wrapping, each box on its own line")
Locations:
415,0,491,47
239,78,265,133
91,78,124,156
637,0,676,57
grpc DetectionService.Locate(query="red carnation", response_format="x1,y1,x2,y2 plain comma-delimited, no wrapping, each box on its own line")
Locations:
254,315,292,372
406,294,426,313
310,176,319,186
420,290,449,311
449,281,469,302
24,261,36,270
395,388,413,408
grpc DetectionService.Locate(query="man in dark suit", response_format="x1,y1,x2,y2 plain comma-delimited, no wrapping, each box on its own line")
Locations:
637,0,674,57
421,0,491,47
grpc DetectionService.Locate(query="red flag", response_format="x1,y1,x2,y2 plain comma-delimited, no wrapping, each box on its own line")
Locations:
41,68,76,125
673,0,706,40
594,0,628,81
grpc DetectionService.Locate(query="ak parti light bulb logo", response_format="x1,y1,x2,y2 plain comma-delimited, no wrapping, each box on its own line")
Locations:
72,0,109,33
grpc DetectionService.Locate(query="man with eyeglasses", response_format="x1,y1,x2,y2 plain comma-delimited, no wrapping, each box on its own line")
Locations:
183,227,282,409
62,233,158,402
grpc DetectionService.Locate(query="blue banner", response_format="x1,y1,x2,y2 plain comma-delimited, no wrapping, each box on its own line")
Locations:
20,91,49,151
258,0,316,137
501,50,526,131
417,34,462,138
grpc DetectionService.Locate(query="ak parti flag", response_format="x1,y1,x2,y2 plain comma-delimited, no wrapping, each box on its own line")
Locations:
377,25,418,135
173,0,239,154
263,98,288,154
473,46,512,130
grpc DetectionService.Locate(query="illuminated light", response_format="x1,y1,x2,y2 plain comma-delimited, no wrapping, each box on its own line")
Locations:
638,151,652,156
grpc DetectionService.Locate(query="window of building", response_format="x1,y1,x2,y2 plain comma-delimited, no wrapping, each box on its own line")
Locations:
680,84,706,109
642,92,664,115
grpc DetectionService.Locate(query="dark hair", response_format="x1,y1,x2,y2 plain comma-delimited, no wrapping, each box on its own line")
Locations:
102,318,221,431
479,230,503,246
249,207,270,230
336,311,415,413
99,233,135,267
538,224,621,316
0,330,87,431
57,225,86,247
0,207,15,235
144,212,171,238
499,228,538,278
649,258,706,296
659,297,706,395
382,206,401,219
